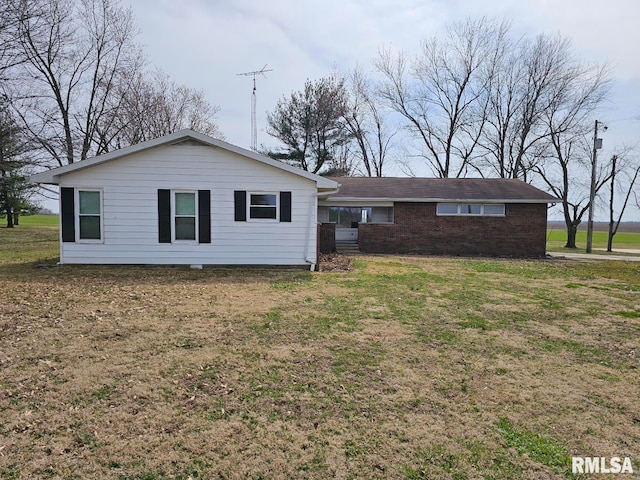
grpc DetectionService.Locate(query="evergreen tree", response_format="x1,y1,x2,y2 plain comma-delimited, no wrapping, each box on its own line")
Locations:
0,100,36,227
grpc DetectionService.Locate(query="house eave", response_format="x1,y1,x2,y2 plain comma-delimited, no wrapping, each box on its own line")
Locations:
322,196,558,204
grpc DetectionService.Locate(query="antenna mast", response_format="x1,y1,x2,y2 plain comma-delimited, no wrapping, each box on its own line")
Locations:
237,65,272,151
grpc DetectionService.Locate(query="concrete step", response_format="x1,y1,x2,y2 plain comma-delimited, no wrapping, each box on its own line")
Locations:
335,243,360,254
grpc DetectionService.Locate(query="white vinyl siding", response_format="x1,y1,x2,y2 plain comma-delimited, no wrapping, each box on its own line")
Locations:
58,144,317,265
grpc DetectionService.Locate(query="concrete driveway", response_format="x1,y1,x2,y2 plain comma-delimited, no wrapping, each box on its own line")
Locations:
547,249,640,262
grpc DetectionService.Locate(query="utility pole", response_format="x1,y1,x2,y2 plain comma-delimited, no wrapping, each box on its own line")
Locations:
586,120,606,253
237,65,272,151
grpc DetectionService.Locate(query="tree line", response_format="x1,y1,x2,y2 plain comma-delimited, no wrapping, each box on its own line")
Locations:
1,5,637,249
0,0,223,226
265,18,640,249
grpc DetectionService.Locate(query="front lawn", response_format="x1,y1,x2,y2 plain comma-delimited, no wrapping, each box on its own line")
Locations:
0,225,638,478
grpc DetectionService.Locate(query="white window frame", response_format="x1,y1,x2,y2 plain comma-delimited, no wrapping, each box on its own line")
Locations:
436,203,505,216
171,190,198,243
435,203,459,215
75,188,103,243
247,192,279,222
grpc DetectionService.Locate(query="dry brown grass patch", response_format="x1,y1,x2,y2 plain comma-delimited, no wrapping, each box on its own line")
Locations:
1,229,639,478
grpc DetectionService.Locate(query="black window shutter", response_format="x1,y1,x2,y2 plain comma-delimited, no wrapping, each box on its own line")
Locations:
280,191,292,222
61,187,75,242
158,189,171,243
198,190,211,243
234,190,246,221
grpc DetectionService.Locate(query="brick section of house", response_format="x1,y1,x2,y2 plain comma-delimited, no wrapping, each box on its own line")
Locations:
358,203,548,257
318,222,336,254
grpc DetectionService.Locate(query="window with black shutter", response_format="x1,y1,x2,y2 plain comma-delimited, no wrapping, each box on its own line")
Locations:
158,189,211,243
236,191,292,222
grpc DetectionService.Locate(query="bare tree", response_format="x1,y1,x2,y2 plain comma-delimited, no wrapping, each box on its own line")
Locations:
7,0,144,166
376,18,506,178
0,0,28,80
533,48,610,247
266,76,351,174
95,70,223,153
322,143,358,177
342,68,397,177
534,133,602,248
606,152,640,252
480,34,579,180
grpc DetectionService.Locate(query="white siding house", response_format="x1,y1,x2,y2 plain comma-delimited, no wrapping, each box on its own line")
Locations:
30,130,339,268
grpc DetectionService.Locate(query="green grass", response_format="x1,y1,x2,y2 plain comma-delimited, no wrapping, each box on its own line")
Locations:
496,417,571,476
2,213,59,226
1,225,639,479
0,219,59,264
546,228,640,251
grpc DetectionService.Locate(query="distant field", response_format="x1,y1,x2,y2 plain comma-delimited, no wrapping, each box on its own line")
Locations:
1,224,639,478
9,214,59,226
546,228,640,252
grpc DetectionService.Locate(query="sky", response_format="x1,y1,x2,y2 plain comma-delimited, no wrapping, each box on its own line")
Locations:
122,0,640,221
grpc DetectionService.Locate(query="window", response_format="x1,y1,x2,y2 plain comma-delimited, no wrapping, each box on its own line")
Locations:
158,189,210,244
327,206,393,226
371,207,394,223
483,204,505,215
436,203,458,215
437,203,505,216
249,193,277,220
460,204,481,215
78,190,102,240
174,192,197,240
329,207,362,227
234,191,291,223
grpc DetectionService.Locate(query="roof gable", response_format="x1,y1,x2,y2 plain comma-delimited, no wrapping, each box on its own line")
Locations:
29,130,339,190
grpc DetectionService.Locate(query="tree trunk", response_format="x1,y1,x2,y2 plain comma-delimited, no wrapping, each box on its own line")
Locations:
607,155,616,252
13,212,19,226
5,207,14,228
565,223,578,248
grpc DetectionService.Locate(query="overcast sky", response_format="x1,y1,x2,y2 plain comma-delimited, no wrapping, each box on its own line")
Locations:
124,0,640,220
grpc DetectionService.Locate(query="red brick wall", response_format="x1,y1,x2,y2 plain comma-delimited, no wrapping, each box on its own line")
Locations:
318,222,336,254
358,203,548,257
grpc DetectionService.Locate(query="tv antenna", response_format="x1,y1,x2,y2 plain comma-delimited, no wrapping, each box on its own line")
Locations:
237,65,273,151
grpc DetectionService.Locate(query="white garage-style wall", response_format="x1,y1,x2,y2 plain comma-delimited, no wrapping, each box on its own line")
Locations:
43,134,331,267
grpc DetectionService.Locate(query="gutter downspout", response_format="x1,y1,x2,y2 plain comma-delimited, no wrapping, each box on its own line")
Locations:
58,189,64,265
305,188,340,271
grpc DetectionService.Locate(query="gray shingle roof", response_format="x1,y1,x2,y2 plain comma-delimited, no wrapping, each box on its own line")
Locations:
327,177,558,203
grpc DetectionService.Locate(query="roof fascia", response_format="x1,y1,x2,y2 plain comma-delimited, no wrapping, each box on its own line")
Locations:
324,196,559,204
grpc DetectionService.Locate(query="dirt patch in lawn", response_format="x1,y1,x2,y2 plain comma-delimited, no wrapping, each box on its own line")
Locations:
318,253,354,272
